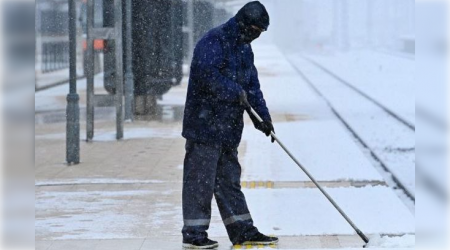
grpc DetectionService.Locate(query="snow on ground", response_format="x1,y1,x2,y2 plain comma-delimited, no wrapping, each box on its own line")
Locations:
230,248,411,250
252,45,333,120
305,51,414,126
35,178,166,186
242,45,384,182
35,186,413,240
237,186,414,236
35,187,182,240
365,235,415,248
35,44,414,248
35,68,84,90
242,121,383,182
287,56,415,197
35,72,114,113
35,189,164,240
35,127,181,141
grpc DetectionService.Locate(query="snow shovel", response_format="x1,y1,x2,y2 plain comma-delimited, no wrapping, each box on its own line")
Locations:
247,105,370,247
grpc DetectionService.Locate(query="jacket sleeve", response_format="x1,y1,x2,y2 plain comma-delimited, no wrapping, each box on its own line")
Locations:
191,37,243,102
246,63,272,123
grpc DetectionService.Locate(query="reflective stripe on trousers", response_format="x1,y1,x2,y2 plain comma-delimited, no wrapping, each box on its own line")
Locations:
184,219,211,227
223,213,252,226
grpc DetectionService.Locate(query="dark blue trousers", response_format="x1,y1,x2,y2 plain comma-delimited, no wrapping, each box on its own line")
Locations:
182,140,259,244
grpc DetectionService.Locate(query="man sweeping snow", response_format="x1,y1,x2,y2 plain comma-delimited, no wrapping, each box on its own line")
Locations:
181,1,277,249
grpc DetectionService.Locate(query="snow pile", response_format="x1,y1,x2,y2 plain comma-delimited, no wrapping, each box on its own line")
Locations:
365,234,415,248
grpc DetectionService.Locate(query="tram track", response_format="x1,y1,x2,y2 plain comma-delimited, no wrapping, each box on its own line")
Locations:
304,57,415,131
285,55,415,203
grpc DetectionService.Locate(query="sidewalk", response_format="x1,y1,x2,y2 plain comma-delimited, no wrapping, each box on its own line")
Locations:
35,44,414,250
35,68,85,91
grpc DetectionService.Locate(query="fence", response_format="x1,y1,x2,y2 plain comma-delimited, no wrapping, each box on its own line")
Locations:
41,41,70,73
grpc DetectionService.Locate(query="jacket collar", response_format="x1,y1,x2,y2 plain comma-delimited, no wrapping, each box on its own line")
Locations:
222,17,241,44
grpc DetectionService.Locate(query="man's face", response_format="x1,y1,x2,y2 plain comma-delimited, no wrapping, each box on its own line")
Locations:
240,24,265,44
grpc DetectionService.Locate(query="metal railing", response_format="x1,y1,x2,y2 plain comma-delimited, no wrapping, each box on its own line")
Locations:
41,41,70,73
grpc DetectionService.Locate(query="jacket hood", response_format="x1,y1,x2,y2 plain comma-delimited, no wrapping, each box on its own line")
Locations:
235,1,269,31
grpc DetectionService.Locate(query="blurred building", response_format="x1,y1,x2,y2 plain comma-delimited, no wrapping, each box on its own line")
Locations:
269,0,415,54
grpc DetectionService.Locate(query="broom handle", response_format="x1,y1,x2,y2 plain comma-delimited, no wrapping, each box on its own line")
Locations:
248,107,369,243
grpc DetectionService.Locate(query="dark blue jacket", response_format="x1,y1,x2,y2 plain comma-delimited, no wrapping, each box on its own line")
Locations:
182,17,271,147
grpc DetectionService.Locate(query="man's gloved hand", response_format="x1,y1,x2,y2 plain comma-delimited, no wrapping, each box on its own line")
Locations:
256,120,276,143
239,90,250,108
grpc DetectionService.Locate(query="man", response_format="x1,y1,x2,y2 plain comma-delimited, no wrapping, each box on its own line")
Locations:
181,1,277,249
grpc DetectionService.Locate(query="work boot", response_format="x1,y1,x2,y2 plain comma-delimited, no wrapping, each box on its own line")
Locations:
235,232,279,245
182,238,219,249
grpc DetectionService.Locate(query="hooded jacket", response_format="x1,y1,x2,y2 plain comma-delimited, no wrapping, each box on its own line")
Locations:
182,17,271,147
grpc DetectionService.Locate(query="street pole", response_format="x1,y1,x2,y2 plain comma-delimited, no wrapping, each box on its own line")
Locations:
187,0,194,64
66,0,80,164
124,0,134,121
114,0,124,139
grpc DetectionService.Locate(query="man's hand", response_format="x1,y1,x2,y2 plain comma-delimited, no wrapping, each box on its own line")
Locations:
256,120,276,143
239,90,251,108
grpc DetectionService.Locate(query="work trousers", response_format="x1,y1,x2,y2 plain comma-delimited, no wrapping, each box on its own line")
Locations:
182,140,258,244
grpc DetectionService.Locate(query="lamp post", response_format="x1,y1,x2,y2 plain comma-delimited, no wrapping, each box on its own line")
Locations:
66,0,80,164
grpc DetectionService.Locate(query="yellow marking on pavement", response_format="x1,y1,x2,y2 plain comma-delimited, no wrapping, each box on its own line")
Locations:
269,243,276,248
257,244,264,248
233,245,242,249
246,245,253,249
241,181,275,189
285,114,310,121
